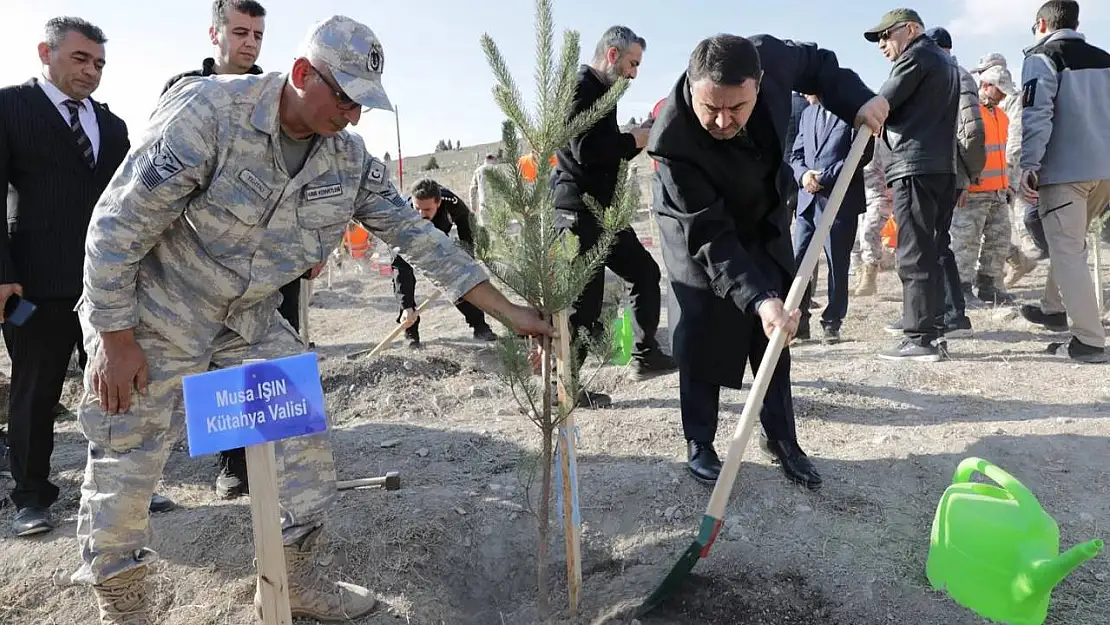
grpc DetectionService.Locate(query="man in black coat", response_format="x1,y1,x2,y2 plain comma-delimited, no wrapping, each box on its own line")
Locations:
0,17,132,535
864,9,960,362
552,25,676,408
394,178,498,347
648,34,887,489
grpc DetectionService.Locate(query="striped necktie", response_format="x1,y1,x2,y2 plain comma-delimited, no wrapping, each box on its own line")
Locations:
63,99,96,169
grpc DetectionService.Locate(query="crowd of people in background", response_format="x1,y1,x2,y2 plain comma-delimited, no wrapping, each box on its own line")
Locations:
0,1,1107,623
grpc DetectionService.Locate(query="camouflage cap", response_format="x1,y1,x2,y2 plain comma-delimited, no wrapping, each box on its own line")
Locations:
297,15,393,112
864,8,925,42
979,66,1018,96
971,52,1008,73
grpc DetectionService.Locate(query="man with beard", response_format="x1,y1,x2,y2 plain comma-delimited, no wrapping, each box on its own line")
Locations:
647,34,887,488
552,26,676,409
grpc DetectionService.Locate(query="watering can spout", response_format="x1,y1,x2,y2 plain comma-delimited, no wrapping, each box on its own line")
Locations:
1020,539,1105,601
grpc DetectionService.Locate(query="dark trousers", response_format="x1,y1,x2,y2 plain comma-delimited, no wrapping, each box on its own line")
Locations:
939,192,968,327
219,280,303,472
793,203,860,330
3,298,82,509
559,211,662,359
278,279,301,333
891,174,958,345
679,318,796,444
401,300,489,340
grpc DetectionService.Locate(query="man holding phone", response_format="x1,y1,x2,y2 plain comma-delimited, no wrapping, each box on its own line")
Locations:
0,17,131,536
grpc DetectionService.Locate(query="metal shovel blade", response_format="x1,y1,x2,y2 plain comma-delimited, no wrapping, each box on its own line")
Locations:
634,515,723,617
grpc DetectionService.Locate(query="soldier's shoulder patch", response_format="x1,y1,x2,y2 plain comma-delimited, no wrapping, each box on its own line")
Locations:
1022,80,1037,108
136,138,185,191
368,160,386,183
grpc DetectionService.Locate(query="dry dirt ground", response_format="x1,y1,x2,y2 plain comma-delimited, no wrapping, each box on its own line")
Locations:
1,205,1109,624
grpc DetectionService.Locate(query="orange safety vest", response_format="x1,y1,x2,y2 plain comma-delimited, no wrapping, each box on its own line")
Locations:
344,223,371,259
519,153,557,182
969,104,1009,193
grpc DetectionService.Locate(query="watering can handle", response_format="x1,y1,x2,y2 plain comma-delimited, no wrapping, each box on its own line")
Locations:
952,457,1040,510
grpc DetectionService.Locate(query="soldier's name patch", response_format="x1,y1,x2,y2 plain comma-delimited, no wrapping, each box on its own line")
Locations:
304,184,343,201
137,139,185,191
369,160,385,183
238,169,272,200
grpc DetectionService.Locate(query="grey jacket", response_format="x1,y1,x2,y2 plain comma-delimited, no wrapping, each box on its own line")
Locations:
950,55,986,189
1021,30,1110,185
877,36,959,184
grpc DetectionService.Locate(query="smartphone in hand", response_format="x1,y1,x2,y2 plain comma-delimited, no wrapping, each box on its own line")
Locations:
3,294,36,326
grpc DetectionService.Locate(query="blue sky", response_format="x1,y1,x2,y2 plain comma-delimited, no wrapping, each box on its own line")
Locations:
3,0,1107,157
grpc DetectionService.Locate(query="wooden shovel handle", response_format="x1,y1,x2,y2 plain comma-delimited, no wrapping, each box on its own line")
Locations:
705,128,874,519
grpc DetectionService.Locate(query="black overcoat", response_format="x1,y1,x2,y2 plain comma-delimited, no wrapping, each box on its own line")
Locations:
647,35,874,388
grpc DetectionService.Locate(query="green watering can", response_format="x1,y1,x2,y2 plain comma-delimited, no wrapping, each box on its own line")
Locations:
610,306,633,366
926,457,1104,625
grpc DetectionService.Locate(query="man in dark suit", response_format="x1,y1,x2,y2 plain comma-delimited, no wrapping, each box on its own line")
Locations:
160,0,268,501
552,25,676,408
393,178,498,347
0,17,133,536
647,34,887,489
790,94,871,343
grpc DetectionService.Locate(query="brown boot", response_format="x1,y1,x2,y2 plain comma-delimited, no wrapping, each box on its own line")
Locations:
1005,251,1038,288
255,527,377,622
93,567,152,625
854,263,879,296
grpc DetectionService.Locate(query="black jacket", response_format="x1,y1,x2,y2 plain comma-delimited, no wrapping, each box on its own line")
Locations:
648,35,873,388
161,57,263,96
392,187,473,308
877,35,959,183
552,66,642,211
0,78,130,298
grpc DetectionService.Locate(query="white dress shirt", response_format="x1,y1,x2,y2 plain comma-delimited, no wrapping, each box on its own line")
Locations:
38,77,101,162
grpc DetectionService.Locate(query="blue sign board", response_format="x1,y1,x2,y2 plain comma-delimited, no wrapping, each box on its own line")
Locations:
182,353,328,457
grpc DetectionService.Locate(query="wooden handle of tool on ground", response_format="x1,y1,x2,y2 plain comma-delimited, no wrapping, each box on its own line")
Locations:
552,311,582,615
298,278,311,346
1092,232,1104,313
241,358,294,625
345,291,441,360
705,128,874,520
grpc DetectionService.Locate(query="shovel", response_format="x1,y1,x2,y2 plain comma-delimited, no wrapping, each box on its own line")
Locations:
635,127,874,617
344,291,441,360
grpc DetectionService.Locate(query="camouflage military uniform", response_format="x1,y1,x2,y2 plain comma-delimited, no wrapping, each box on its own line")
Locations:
73,50,486,591
1001,92,1036,253
951,189,1012,284
858,151,893,265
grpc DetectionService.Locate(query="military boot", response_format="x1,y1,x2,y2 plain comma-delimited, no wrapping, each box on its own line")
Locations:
93,567,152,625
256,527,377,622
975,274,1015,306
854,263,878,296
1005,250,1038,288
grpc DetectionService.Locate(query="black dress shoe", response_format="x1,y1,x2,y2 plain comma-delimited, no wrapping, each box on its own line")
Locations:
577,389,612,409
760,438,822,490
686,440,722,484
149,493,176,513
12,506,54,537
633,349,678,380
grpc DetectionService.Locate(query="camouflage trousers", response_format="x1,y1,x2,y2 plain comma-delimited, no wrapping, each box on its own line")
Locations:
1010,190,1038,254
856,194,893,265
950,190,1013,284
71,316,336,586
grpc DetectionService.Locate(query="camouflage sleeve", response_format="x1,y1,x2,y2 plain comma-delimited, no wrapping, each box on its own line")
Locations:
353,155,488,302
83,83,220,332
